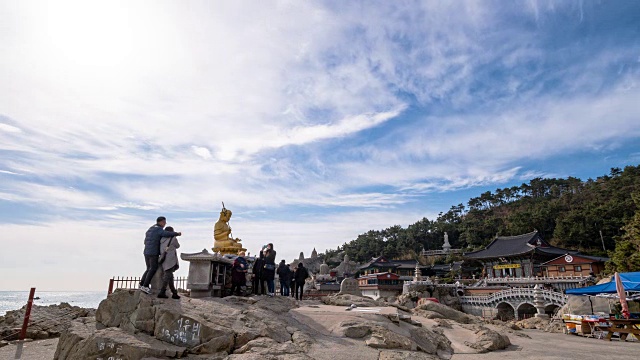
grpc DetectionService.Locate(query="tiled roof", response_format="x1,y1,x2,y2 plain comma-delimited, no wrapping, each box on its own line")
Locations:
463,231,574,260
359,256,399,270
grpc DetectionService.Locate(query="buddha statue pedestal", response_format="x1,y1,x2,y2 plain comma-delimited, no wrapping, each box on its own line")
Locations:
212,245,247,256
181,249,234,298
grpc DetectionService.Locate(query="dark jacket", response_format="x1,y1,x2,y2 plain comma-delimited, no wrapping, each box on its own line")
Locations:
144,225,180,256
264,249,276,266
277,263,291,282
294,266,309,283
253,258,264,279
232,259,247,284
262,249,277,281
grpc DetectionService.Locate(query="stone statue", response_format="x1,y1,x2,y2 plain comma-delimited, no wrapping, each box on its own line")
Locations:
213,205,246,254
319,261,330,275
443,232,451,253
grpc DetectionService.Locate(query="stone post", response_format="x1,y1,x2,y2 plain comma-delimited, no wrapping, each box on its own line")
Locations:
534,284,549,319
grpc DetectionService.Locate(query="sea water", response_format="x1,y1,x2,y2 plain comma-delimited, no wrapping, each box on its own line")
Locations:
0,291,107,316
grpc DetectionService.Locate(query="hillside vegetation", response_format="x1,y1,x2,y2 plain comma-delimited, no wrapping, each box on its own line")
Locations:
325,165,640,272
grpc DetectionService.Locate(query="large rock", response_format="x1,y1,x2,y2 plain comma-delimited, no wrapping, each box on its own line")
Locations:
56,289,307,359
0,302,95,340
54,317,187,360
413,301,478,324
515,316,549,330
338,318,453,358
322,294,381,307
379,350,440,360
462,326,511,353
366,326,413,350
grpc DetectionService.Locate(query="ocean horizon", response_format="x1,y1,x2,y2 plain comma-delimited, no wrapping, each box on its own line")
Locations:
0,291,107,316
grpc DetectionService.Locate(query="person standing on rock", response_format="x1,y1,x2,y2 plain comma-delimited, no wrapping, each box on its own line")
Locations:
252,249,265,295
294,262,309,301
140,216,181,294
289,264,296,298
231,255,248,296
158,226,181,299
263,243,277,296
277,260,291,296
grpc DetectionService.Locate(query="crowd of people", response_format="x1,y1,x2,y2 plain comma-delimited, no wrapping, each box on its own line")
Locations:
234,243,310,300
140,216,311,300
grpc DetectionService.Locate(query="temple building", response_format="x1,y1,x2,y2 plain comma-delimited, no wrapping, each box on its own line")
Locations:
541,254,608,277
358,272,403,300
359,256,429,281
463,231,575,278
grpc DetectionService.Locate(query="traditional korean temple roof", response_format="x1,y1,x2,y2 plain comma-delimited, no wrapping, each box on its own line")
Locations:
359,256,399,270
463,231,575,260
392,259,428,269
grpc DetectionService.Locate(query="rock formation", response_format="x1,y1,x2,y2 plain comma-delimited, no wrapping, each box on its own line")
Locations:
0,303,95,341
53,290,512,359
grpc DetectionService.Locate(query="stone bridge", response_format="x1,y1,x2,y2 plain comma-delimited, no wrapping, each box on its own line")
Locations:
459,287,567,320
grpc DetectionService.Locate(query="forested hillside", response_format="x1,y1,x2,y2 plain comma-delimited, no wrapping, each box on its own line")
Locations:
325,165,640,271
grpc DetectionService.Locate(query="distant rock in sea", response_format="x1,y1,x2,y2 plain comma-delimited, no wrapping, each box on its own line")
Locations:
0,302,95,341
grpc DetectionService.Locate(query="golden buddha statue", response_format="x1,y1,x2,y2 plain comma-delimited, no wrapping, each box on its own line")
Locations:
213,205,246,254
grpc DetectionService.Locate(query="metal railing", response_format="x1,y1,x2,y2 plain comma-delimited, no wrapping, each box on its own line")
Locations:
108,276,188,294
485,275,592,284
459,288,567,306
420,249,463,256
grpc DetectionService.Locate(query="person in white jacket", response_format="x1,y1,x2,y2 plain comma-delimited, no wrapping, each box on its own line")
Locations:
158,226,181,299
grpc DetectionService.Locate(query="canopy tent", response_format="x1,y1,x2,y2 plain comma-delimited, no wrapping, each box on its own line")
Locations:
566,272,640,295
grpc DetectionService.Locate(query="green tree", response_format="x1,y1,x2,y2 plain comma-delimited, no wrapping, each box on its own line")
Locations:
607,193,640,272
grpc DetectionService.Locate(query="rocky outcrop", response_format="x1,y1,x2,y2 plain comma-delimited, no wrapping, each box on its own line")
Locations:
54,289,512,359
515,316,549,330
0,303,95,341
412,301,479,324
338,318,453,358
321,294,382,307
462,326,511,353
55,290,308,360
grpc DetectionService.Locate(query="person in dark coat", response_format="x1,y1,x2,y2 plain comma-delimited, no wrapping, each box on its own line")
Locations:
140,216,181,294
294,262,309,300
263,243,277,296
277,260,291,296
231,256,247,296
252,250,266,295
289,264,296,298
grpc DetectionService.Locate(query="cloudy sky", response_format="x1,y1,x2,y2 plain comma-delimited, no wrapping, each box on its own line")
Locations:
1,1,639,291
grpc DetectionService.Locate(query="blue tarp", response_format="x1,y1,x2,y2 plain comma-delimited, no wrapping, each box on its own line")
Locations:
566,272,640,295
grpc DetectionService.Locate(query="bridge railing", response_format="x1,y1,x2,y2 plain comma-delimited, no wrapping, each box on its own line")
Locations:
459,288,567,306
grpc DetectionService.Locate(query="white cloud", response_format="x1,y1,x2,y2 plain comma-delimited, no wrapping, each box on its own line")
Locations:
191,146,212,160
0,1,639,291
0,123,22,133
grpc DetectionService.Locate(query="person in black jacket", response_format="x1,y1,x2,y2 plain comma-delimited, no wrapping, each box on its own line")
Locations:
231,254,248,296
276,260,291,296
294,262,309,300
252,250,265,295
289,264,296,298
263,243,277,296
